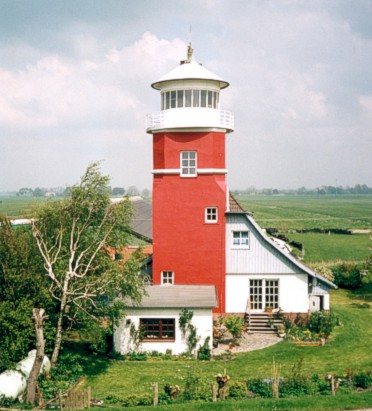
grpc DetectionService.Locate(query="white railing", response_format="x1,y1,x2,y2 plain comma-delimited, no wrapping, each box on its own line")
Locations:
146,109,234,132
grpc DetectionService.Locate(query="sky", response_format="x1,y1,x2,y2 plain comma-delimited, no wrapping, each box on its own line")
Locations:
0,0,371,192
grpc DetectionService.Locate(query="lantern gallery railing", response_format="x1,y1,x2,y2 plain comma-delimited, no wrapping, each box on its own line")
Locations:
146,109,234,133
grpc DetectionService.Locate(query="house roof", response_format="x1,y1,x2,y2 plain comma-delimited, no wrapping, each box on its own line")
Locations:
227,194,337,289
130,197,152,242
228,192,252,214
127,285,218,308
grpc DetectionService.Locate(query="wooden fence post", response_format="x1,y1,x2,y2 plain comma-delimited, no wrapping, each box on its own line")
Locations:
152,383,158,406
211,384,217,402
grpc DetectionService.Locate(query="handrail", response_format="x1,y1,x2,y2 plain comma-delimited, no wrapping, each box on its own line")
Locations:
245,297,251,331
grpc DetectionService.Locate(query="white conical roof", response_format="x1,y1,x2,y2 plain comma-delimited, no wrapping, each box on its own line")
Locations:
152,47,229,90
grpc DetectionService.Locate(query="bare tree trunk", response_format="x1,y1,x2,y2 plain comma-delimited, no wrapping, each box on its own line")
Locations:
51,275,70,366
27,308,47,405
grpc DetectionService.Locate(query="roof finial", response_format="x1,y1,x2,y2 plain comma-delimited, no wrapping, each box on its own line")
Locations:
187,42,194,61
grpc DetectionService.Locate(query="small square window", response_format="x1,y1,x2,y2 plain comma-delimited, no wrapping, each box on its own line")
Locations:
205,207,218,223
232,231,249,247
161,271,174,285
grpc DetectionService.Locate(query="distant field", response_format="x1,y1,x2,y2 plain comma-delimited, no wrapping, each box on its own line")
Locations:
237,194,372,264
0,196,57,219
238,194,372,231
1,194,371,264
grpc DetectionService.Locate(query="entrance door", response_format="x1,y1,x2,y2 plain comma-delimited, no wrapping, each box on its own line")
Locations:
249,279,279,311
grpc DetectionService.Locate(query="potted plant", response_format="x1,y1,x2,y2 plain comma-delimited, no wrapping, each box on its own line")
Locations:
277,324,286,338
265,306,273,313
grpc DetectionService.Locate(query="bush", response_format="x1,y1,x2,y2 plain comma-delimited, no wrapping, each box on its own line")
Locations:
308,310,340,338
228,381,247,399
354,371,372,389
247,378,272,398
332,262,363,289
222,315,245,341
197,337,211,361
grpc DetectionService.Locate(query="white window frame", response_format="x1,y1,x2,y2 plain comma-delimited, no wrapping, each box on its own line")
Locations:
232,231,250,248
161,271,174,285
180,151,197,177
205,207,218,223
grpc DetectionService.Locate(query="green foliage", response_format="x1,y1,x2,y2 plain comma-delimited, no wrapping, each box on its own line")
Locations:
31,162,145,364
332,262,363,289
39,351,85,399
247,378,272,398
0,216,56,372
228,381,247,399
308,311,340,338
197,337,211,361
179,309,200,353
353,371,372,389
222,315,245,341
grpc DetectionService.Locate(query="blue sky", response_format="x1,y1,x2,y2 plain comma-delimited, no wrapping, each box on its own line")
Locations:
1,0,371,191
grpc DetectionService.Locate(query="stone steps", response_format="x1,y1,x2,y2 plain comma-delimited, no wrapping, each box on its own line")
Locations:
245,312,283,334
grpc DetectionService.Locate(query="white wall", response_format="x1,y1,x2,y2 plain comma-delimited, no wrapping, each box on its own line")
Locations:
225,273,309,313
114,308,213,355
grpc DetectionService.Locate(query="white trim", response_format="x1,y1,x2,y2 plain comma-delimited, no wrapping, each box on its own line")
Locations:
197,168,228,174
152,169,180,175
152,168,227,175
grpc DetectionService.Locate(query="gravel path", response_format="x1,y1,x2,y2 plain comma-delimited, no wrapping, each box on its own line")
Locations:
212,332,282,356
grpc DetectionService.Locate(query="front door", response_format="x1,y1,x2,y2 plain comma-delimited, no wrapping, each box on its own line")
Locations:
249,279,279,311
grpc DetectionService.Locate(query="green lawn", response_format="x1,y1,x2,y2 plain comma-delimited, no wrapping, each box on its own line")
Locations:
288,233,370,263
101,391,372,411
84,287,372,404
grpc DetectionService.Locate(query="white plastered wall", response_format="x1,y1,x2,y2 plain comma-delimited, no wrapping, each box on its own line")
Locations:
114,308,213,355
225,273,309,313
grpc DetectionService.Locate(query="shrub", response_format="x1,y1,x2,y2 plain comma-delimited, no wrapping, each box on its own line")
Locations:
247,378,272,398
197,337,211,361
308,310,340,338
228,381,247,399
354,371,372,389
222,315,245,342
128,351,148,361
332,262,363,289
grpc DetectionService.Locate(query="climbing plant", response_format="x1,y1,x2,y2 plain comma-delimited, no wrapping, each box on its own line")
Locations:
179,309,199,353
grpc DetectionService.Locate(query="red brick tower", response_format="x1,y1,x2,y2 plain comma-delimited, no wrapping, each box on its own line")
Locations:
146,45,234,312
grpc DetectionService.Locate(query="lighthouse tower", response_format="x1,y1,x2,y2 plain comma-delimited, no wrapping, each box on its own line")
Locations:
146,45,234,313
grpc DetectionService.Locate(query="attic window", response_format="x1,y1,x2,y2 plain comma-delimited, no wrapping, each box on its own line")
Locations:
232,231,249,248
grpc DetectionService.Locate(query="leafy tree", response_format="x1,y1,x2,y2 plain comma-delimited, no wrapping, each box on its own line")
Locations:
0,217,55,372
32,163,145,366
126,185,139,196
112,187,125,196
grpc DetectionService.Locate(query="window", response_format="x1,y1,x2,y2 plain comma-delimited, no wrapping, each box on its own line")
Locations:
205,207,218,223
140,319,175,341
161,89,220,110
161,271,174,285
181,151,197,176
232,231,249,247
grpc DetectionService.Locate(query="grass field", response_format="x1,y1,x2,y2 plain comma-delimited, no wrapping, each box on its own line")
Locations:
83,286,372,404
238,194,372,231
288,233,370,263
0,196,57,219
1,194,370,264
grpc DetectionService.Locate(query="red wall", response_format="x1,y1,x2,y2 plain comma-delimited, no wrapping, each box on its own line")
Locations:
152,131,227,313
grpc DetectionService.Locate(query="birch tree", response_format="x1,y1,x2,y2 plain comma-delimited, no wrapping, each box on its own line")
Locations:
32,163,144,366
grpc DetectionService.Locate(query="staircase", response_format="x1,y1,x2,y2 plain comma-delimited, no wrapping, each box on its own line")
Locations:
245,312,283,334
